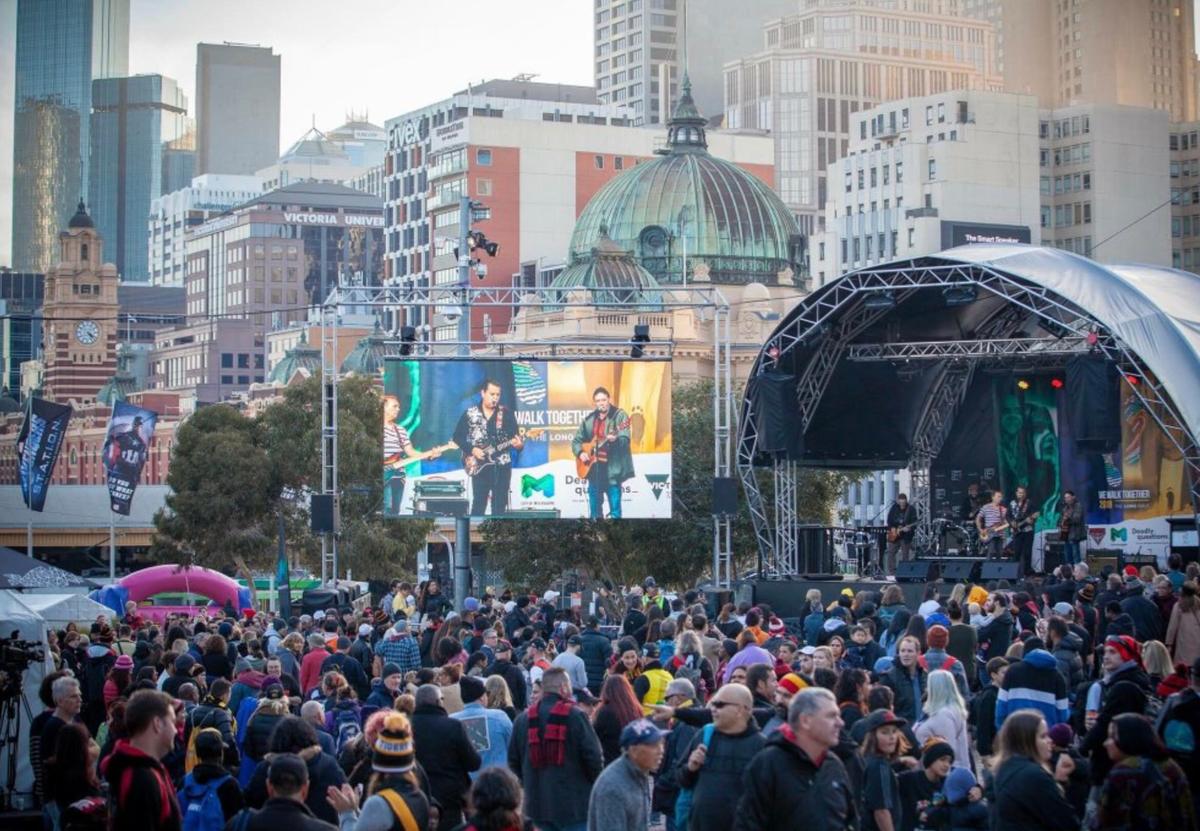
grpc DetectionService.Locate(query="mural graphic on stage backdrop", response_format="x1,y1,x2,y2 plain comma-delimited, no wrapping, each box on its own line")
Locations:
993,379,1062,533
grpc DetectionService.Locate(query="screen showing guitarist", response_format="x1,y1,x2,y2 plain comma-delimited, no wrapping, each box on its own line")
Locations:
572,387,634,519
976,490,1009,559
884,493,918,573
453,379,523,516
384,395,452,515
1009,485,1040,575
1059,489,1085,566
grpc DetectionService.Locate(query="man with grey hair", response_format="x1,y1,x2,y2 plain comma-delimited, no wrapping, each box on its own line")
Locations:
299,632,331,695
39,676,82,790
411,683,479,829
734,688,857,830
299,699,336,756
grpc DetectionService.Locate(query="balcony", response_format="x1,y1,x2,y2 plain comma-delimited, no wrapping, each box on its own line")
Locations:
428,155,466,182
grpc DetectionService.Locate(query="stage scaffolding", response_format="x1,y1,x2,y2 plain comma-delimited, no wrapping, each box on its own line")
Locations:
737,260,1200,577
318,285,738,589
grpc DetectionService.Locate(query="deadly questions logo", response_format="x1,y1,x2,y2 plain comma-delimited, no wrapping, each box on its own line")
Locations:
646,474,670,501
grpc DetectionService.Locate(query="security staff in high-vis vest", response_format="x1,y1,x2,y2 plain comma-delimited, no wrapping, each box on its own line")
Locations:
633,642,674,716
642,576,668,613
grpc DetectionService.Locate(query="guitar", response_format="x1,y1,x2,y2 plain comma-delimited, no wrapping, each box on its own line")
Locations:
385,442,458,469
576,416,632,479
463,429,544,476
979,521,1010,542
886,523,917,544
1009,510,1041,533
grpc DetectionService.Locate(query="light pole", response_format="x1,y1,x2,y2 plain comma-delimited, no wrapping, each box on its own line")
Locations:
678,205,692,286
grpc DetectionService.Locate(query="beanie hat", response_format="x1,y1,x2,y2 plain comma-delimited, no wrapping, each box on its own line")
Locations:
460,675,486,704
779,673,807,695
944,767,978,804
925,612,951,629
1106,635,1141,665
114,654,134,670
1023,636,1046,652
218,621,233,638
373,712,416,773
1047,722,1074,748
381,662,402,680
926,625,950,650
1077,583,1096,603
921,739,955,768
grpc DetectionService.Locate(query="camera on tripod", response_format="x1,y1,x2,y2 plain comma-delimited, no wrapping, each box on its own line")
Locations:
0,632,44,700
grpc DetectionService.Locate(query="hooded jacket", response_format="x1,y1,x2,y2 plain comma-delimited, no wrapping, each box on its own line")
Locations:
734,726,858,831
976,609,1014,660
991,754,1079,831
677,721,767,831
1122,589,1166,642
101,739,182,831
995,649,1070,729
1050,632,1086,691
579,627,613,694
244,744,347,825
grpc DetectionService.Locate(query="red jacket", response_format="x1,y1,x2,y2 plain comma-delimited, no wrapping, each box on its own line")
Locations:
300,647,330,694
101,739,181,831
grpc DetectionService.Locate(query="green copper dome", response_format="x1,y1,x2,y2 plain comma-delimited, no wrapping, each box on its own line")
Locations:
269,331,321,384
341,322,389,375
570,77,804,286
97,372,137,406
551,226,663,306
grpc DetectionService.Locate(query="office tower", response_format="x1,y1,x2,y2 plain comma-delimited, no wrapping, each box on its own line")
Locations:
964,0,1199,120
89,74,189,281
593,0,795,125
195,43,281,176
11,0,129,272
161,120,197,195
724,1,1001,233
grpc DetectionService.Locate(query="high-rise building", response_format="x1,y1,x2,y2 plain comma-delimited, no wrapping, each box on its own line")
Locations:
724,1,1001,233
148,173,263,287
161,121,197,195
592,0,796,126
1169,122,1200,273
89,74,190,281
195,43,281,176
0,270,45,400
964,0,1199,121
11,0,129,272
813,90,1042,283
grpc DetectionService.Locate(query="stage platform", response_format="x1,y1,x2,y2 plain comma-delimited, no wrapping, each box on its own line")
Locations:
750,577,929,619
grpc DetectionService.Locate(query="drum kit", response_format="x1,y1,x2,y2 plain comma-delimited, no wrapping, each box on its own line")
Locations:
932,516,989,557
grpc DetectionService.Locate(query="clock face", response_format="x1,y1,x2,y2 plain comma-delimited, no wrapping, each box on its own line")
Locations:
75,320,100,345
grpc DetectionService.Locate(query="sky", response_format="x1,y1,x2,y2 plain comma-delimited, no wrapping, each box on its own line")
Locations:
0,0,594,265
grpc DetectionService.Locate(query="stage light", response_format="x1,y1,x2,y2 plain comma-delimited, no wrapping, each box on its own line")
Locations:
399,325,417,356
1016,378,1031,391
1125,373,1140,386
1050,377,1065,390
630,324,651,358
942,285,977,307
862,290,896,310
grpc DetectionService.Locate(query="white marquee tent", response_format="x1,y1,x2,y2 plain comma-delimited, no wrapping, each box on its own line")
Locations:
0,591,54,806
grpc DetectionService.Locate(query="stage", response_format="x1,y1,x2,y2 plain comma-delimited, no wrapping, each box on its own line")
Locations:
751,577,930,619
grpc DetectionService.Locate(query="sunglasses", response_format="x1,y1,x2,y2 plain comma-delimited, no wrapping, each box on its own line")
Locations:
710,700,738,710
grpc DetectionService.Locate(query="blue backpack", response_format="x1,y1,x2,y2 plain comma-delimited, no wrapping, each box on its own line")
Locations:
332,704,362,755
178,772,230,831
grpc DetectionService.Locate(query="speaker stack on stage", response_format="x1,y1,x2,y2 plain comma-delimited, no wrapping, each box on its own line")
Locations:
940,560,981,582
980,561,1022,582
1065,354,1121,453
750,372,803,457
895,561,939,583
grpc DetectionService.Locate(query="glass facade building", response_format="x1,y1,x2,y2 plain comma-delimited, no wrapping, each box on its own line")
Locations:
89,74,189,281
11,0,129,272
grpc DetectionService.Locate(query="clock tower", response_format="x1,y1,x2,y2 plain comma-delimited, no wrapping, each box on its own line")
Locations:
41,201,119,404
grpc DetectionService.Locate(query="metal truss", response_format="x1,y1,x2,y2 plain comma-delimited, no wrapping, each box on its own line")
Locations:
319,284,739,588
738,259,1200,576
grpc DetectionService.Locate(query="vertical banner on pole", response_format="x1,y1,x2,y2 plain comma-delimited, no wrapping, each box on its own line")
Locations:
277,512,292,620
102,401,157,515
17,397,73,512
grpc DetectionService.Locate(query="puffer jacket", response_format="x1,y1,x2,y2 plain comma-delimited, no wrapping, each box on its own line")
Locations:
733,725,858,831
1050,632,1085,692
579,627,613,695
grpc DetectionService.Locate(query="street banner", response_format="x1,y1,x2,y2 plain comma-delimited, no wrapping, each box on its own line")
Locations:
102,401,157,515
17,397,72,512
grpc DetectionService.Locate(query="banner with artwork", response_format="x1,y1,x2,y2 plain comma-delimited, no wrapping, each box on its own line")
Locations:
102,401,158,515
17,397,72,512
382,358,672,519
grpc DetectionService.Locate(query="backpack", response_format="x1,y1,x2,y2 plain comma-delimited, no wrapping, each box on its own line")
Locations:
674,724,715,830
332,704,362,755
673,655,707,702
178,772,231,831
82,653,112,705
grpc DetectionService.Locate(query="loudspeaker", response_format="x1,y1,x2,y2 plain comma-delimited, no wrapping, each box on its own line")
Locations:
712,477,738,516
1066,355,1121,452
980,561,1022,582
895,561,939,583
941,560,981,582
300,588,338,615
751,372,802,457
798,524,834,574
311,494,336,533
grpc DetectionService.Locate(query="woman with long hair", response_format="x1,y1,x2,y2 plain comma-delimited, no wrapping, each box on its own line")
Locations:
46,721,101,816
860,709,912,831
991,710,1078,831
1093,713,1197,830
882,609,911,656
672,630,715,702
1142,640,1174,689
484,675,515,720
879,585,909,630
594,673,643,764
326,712,431,830
902,615,927,653
102,655,133,709
834,668,869,732
201,633,233,683
613,638,643,686
455,765,531,831
913,670,971,769
1167,581,1200,667
828,634,847,668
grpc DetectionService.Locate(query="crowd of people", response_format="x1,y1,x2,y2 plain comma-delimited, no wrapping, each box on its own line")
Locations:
25,557,1200,831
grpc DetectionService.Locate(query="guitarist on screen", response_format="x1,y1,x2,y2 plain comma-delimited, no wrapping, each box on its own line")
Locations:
383,395,452,515
572,386,634,519
884,493,919,574
453,378,523,516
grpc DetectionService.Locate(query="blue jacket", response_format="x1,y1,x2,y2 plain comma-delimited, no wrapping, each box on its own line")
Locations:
449,701,512,778
995,649,1070,729
803,610,825,647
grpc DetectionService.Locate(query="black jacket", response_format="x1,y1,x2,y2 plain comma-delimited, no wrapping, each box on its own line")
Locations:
622,607,648,644
244,745,347,825
977,609,1013,661
734,729,857,831
970,684,1000,756
226,796,337,831
881,663,928,725
1050,632,1086,691
101,739,182,831
1121,592,1165,642
579,628,613,694
991,755,1078,831
187,700,240,769
318,652,371,701
242,710,284,762
677,722,766,831
652,719,698,814
484,658,528,710
1080,666,1153,785
508,693,604,828
410,703,481,823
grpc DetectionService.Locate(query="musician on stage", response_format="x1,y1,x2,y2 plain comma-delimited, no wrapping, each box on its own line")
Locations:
453,379,523,516
976,489,1009,559
1009,485,1039,575
383,395,446,515
572,386,633,519
1059,489,1085,566
960,481,986,524
884,493,919,573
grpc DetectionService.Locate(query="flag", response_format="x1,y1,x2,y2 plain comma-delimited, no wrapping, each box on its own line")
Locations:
102,401,157,515
276,511,292,620
17,398,72,512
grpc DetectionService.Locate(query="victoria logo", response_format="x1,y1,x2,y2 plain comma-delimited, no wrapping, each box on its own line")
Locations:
646,474,670,501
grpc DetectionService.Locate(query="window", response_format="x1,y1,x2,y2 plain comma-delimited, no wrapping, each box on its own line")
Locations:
928,159,936,179
476,178,492,196
594,155,605,169
221,353,233,368
925,105,933,125
615,156,624,170
476,148,492,166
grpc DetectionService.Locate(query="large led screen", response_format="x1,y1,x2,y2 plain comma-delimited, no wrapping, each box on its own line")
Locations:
382,358,672,519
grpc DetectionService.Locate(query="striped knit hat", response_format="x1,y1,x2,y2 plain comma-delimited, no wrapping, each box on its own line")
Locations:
373,712,416,774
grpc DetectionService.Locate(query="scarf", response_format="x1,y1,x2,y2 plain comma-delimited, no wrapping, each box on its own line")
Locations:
1101,659,1139,687
527,695,574,769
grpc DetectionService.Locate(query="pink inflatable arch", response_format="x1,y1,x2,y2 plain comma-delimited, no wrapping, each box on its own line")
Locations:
119,564,242,608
